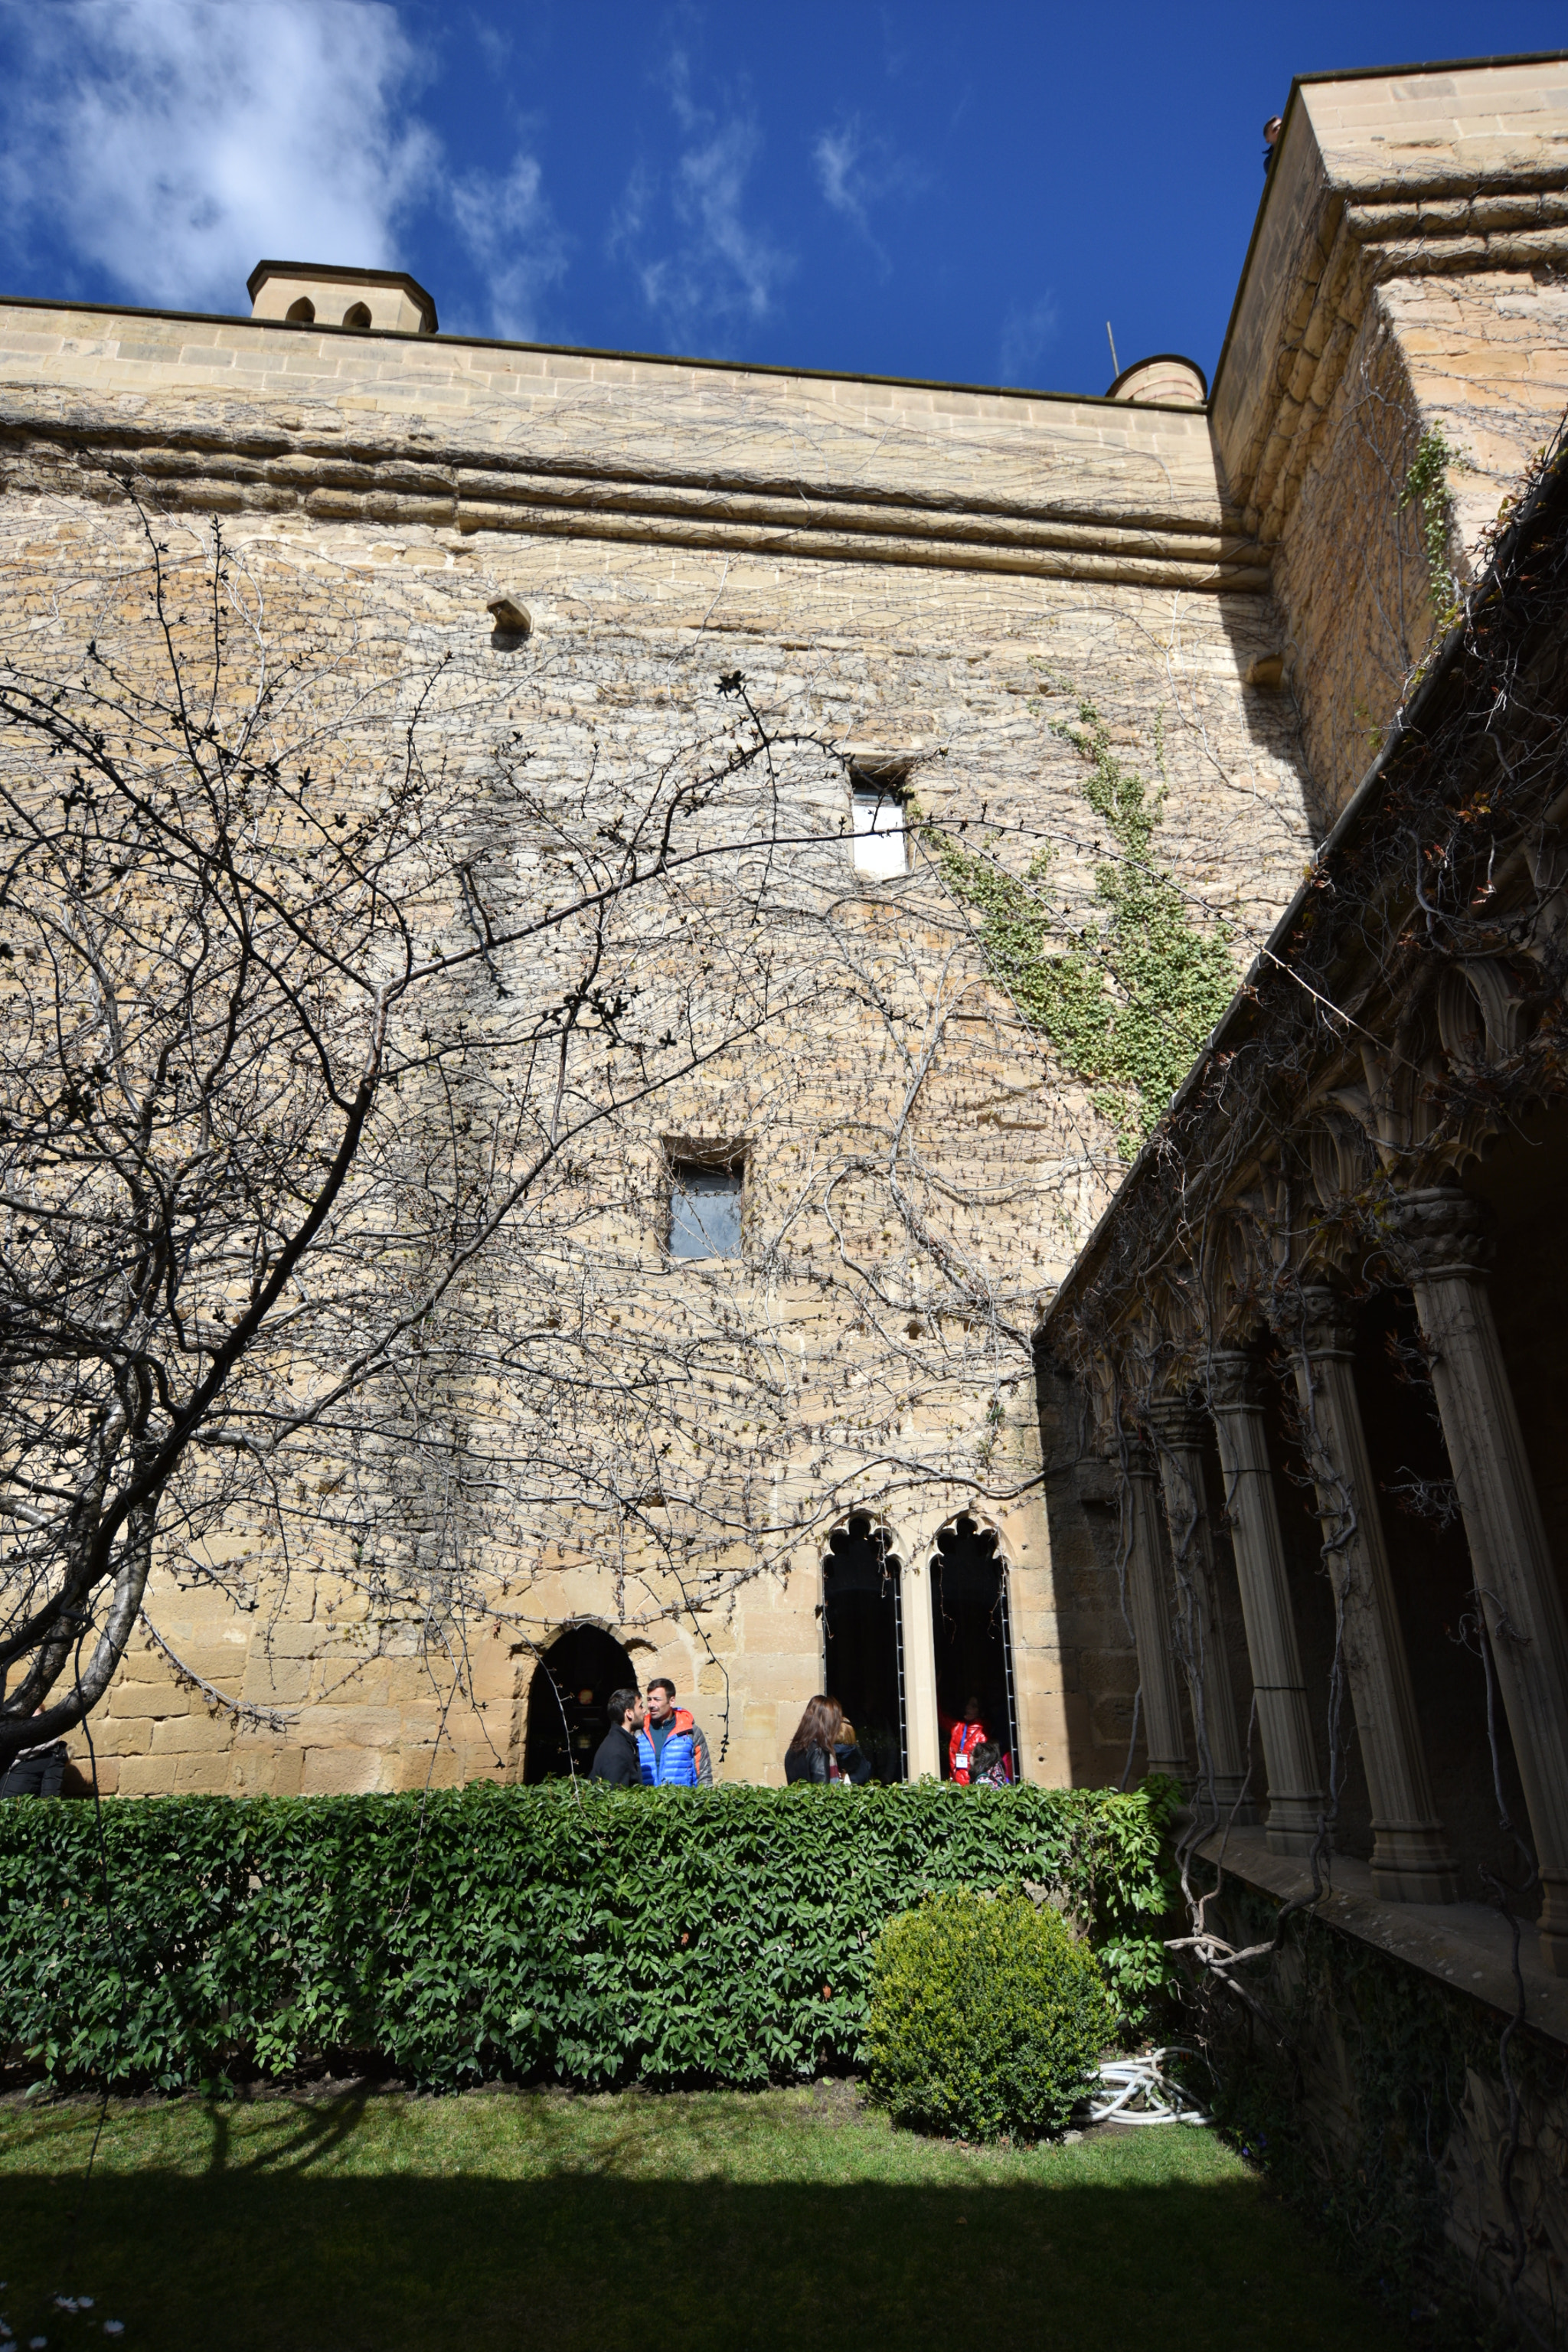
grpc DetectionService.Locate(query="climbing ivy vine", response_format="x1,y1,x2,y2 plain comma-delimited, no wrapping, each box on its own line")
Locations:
1399,420,1461,624
926,694,1237,1152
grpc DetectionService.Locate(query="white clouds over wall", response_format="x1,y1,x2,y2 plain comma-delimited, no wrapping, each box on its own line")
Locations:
450,154,568,343
998,295,1060,387
609,51,792,344
0,0,437,312
812,117,923,276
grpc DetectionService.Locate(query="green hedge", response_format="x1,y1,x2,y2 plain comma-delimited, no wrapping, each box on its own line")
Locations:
0,1781,1173,2092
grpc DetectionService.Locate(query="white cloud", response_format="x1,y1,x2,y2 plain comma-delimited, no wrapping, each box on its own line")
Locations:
815,123,873,240
0,0,437,312
450,152,568,341
811,116,922,273
998,295,1059,387
610,51,791,341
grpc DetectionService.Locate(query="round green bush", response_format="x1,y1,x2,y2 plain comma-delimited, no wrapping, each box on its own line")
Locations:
863,1886,1112,2141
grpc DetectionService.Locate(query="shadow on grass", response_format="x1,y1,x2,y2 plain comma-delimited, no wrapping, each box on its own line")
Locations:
8,2162,1392,2352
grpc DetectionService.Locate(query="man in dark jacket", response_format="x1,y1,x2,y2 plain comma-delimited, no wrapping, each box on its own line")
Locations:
0,1708,69,1798
590,1688,644,1785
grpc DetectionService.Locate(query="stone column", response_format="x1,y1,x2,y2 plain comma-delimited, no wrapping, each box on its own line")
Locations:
1116,1440,1189,1782
1394,1188,1568,1972
1288,1286,1459,1902
1147,1399,1254,1820
900,1552,942,1782
1207,1351,1323,1856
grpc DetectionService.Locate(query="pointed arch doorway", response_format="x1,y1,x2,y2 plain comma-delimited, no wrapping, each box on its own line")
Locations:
930,1516,1020,1779
822,1515,907,1783
522,1623,638,1783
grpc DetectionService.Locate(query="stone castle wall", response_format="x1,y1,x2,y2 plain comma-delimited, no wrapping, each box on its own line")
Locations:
0,302,1308,1797
4,51,1566,1802
1214,54,1568,828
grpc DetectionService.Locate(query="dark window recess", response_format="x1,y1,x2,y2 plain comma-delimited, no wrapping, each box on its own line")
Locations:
522,1622,638,1782
669,1160,743,1259
822,1515,906,1784
931,1516,1019,1779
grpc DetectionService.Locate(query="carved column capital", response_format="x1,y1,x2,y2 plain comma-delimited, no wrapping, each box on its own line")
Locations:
1145,1392,1207,1450
1205,1348,1263,1417
1106,1434,1158,1481
1387,1186,1494,1282
1294,1282,1356,1360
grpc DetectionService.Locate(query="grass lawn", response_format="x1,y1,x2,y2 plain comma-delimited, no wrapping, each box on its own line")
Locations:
2,2081,1390,2352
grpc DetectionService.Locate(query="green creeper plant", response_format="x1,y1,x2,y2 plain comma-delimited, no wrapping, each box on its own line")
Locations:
1399,421,1462,625
864,1886,1114,2140
926,697,1236,1150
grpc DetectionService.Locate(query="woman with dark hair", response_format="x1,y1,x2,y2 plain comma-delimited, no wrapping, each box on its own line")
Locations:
784,1695,872,1785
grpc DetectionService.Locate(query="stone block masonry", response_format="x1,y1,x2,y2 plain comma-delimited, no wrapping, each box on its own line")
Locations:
3,51,1564,1803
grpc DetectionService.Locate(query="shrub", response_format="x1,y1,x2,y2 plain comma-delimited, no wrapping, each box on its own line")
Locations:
0,1782,1166,2092
863,1886,1113,2141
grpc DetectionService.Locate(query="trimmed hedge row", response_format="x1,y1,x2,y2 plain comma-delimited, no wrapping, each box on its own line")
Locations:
0,1781,1174,2091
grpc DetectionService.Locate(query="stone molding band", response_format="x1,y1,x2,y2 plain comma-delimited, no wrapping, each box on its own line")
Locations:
1233,175,1568,544
0,423,1272,593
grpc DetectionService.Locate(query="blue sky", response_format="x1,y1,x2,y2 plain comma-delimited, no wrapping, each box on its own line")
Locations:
1,1,1563,397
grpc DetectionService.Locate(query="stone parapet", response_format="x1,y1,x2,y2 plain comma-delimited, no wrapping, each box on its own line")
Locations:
1212,54,1568,818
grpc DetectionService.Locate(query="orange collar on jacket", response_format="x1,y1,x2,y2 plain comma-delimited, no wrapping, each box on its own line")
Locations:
645,1707,694,1736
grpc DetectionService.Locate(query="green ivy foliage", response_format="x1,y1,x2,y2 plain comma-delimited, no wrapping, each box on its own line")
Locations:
1399,421,1462,625
864,1887,1113,2140
926,697,1236,1149
0,1781,1172,2093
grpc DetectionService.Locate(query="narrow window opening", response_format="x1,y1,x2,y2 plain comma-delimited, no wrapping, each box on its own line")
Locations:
285,296,316,324
342,301,373,329
822,1515,906,1782
849,766,908,879
931,1515,1019,1781
668,1152,744,1260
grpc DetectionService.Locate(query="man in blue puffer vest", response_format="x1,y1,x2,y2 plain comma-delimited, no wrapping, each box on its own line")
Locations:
637,1676,714,1787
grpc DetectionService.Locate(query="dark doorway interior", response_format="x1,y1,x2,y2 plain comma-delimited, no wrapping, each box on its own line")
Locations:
523,1623,638,1783
931,1517,1018,1779
822,1516,906,1783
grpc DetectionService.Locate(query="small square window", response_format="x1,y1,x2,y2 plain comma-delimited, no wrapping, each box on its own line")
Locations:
850,773,907,878
668,1159,744,1259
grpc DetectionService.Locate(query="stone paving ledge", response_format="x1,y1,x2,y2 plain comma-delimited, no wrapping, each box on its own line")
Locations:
1194,1825,1568,2047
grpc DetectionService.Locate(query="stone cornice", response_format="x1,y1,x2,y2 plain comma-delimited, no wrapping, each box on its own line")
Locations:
0,410,1269,593
1213,55,1568,544
1245,181,1568,547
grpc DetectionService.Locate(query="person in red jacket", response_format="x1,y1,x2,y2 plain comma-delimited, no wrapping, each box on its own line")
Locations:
949,1695,988,1785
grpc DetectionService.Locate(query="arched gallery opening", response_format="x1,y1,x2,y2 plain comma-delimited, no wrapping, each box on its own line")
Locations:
930,1516,1019,1779
522,1623,637,1783
822,1514,906,1783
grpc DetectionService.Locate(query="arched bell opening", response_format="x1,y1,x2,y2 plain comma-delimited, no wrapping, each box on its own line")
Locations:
930,1515,1019,1781
821,1514,906,1783
522,1622,638,1782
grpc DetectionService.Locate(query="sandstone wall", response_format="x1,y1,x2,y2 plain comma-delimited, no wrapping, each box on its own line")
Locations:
10,53,1566,1805
0,286,1318,1798
1214,55,1568,828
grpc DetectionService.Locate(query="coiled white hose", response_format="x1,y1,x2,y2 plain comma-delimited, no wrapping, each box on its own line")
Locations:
1087,2049,1211,2126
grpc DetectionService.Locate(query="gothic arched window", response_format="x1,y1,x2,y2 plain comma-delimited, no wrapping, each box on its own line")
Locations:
822,1515,906,1782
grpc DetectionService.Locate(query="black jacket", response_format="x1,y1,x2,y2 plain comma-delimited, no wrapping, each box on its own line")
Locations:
590,1724,642,1785
784,1740,873,1785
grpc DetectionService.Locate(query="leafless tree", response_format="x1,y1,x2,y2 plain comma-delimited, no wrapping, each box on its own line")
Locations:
0,488,841,1767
